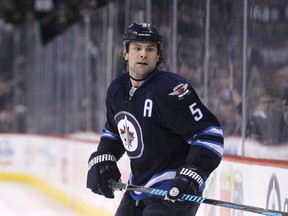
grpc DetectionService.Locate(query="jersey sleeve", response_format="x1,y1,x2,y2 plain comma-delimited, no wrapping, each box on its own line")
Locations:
157,78,224,178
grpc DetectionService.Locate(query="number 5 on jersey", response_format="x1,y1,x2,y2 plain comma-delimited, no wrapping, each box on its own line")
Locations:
189,103,203,121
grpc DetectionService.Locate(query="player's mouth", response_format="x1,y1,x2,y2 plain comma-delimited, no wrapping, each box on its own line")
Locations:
137,62,148,65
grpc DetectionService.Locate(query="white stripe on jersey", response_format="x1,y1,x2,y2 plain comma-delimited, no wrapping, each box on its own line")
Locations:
192,140,224,158
201,126,223,137
130,170,176,195
102,128,120,140
187,126,224,157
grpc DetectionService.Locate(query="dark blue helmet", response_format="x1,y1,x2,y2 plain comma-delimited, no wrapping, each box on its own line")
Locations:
123,23,162,48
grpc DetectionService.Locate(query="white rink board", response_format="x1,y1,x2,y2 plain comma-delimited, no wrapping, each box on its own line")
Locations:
0,133,287,215
198,157,288,216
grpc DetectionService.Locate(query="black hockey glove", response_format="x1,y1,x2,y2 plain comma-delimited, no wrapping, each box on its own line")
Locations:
86,151,121,199
165,165,205,210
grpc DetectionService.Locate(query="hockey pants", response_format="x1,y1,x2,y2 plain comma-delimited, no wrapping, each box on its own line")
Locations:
115,191,201,216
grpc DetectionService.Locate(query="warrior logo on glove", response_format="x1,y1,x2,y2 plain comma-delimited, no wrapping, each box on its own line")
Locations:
86,151,121,199
88,154,116,169
179,167,204,187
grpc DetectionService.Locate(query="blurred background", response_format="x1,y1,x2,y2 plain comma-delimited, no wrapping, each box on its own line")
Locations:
0,0,288,215
1,0,288,150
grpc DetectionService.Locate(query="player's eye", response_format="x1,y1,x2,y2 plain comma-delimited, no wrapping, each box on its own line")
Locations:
133,47,141,51
146,47,156,52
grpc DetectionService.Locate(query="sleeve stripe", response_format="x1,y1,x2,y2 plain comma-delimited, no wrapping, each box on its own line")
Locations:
198,126,224,138
102,128,120,140
191,140,224,158
186,126,224,158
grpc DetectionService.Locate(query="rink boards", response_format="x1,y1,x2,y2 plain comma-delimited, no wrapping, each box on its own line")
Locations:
0,133,287,216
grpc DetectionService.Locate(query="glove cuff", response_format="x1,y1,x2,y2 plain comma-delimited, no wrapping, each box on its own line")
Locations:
88,151,117,169
176,165,205,189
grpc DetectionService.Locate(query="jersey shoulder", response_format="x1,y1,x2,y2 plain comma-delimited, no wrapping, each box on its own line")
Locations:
107,72,129,93
151,71,196,99
155,71,187,85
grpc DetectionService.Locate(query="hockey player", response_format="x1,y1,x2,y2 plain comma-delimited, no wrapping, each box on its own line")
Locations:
87,23,224,216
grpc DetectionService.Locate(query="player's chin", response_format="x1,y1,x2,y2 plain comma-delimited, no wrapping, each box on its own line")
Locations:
135,69,152,77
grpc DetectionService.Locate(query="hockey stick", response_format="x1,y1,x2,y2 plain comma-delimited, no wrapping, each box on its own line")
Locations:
110,180,288,216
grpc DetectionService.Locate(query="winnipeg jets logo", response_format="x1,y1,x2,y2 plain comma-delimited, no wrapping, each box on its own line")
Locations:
169,83,190,99
115,111,144,159
119,116,135,150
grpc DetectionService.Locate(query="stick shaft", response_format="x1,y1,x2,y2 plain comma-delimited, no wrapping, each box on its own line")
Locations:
110,180,287,216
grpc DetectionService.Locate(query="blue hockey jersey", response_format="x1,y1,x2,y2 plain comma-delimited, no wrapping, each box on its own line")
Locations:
98,69,224,200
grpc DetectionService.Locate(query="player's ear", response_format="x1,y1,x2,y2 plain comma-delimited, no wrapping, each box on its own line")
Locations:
123,49,128,60
157,54,160,62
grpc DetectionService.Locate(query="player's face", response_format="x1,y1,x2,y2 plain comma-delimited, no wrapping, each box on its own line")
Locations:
124,41,159,81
